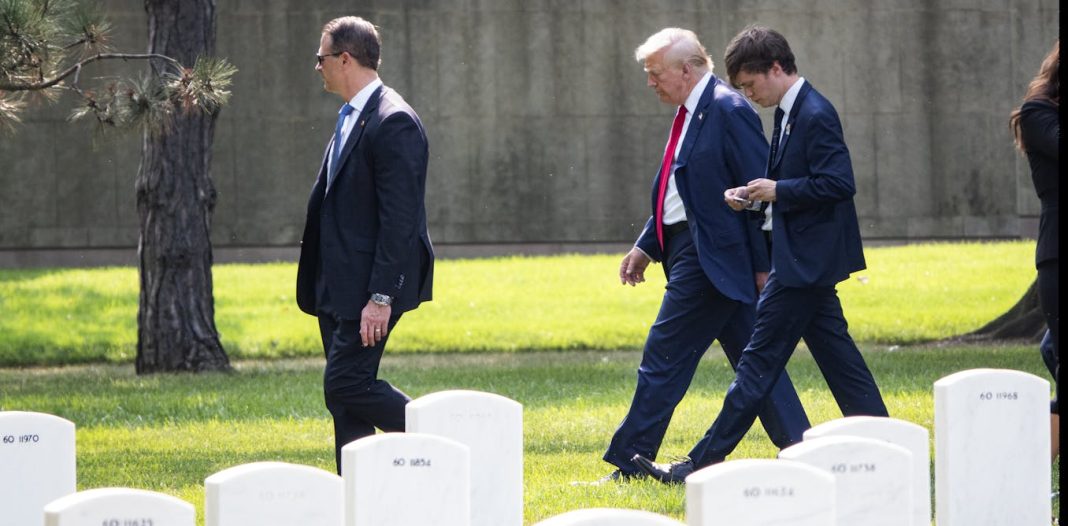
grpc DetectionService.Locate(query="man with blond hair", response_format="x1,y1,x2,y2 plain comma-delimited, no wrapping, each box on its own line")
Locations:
589,27,809,484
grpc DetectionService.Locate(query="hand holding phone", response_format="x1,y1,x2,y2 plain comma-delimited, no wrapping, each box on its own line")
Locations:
724,187,751,211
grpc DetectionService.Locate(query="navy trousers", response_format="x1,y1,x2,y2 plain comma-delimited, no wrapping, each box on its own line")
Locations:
603,229,810,473
319,313,411,474
687,272,888,467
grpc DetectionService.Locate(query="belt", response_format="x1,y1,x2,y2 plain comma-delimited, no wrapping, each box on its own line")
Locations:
664,221,689,239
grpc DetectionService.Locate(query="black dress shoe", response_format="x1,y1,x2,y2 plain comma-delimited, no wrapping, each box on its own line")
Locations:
570,468,645,486
631,454,695,484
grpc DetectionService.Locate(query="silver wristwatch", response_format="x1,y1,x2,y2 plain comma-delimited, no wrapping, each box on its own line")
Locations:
370,293,393,306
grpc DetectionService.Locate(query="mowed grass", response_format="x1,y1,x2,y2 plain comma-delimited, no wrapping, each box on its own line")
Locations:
0,241,1037,366
0,344,1058,524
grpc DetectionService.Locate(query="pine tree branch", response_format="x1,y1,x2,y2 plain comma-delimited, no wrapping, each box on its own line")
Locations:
0,52,183,91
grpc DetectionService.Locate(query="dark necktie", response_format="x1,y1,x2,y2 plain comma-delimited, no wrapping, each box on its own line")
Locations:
768,107,785,170
655,105,688,251
329,103,355,186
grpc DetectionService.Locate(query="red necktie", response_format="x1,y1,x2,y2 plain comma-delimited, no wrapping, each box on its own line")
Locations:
655,105,688,251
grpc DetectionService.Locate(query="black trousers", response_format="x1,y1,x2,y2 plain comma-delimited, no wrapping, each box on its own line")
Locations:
1038,260,1059,413
319,313,411,474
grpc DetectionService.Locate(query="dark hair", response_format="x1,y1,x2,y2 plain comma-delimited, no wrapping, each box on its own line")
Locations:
1010,39,1059,151
322,16,381,70
723,25,797,86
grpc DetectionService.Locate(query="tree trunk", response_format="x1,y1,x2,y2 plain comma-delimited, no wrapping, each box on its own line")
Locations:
135,0,229,373
949,278,1047,343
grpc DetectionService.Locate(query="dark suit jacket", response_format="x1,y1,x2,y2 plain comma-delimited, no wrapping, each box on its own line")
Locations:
1019,100,1059,266
297,85,434,319
635,74,771,304
765,81,865,287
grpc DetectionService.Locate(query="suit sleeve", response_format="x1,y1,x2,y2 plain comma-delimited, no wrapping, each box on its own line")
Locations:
724,104,771,273
1020,102,1060,161
635,216,662,262
775,109,857,213
368,111,428,296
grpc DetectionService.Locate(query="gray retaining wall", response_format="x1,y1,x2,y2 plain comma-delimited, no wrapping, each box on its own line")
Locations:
0,0,1058,261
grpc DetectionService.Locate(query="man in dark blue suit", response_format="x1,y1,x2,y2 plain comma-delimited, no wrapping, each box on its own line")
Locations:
633,25,889,483
592,28,810,484
296,16,434,474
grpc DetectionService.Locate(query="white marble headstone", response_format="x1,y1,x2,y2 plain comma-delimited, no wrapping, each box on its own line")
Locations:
43,488,194,526
685,459,835,526
204,461,343,526
533,508,685,525
934,368,1051,525
406,389,523,526
779,435,912,526
341,432,470,526
0,411,76,526
803,416,930,526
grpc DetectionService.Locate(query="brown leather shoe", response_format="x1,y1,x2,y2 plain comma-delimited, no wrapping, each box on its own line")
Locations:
631,454,694,484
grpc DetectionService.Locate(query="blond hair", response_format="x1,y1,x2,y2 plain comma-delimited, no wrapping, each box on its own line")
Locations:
635,28,712,72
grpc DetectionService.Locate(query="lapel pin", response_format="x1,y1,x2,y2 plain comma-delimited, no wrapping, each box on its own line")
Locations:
698,112,704,121
360,120,366,127
785,123,791,136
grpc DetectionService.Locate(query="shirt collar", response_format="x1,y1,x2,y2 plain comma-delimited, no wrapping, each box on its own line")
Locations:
347,77,383,114
778,76,805,116
683,71,713,116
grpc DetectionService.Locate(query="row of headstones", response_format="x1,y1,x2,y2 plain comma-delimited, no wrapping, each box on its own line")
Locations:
0,368,1052,525
1,389,522,526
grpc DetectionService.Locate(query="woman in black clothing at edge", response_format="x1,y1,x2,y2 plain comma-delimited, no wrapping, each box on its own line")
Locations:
1010,39,1059,461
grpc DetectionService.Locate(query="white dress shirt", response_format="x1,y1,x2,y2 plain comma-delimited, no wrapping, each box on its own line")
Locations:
661,71,714,226
328,77,383,176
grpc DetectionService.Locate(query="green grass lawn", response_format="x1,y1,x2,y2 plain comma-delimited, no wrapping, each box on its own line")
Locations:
0,241,1038,366
0,344,1058,524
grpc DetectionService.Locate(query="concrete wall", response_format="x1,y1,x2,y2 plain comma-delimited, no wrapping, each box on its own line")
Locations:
0,0,1059,261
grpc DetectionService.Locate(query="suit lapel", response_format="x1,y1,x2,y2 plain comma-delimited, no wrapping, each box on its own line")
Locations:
674,75,716,171
648,76,715,213
769,81,812,173
326,85,384,193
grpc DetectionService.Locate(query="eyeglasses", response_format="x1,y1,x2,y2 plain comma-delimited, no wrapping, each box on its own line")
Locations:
316,51,343,65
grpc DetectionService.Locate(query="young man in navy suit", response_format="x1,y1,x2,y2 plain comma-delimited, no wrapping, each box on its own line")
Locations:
589,27,810,485
633,26,889,483
296,16,434,475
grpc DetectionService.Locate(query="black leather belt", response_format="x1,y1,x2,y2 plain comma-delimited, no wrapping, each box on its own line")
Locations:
664,221,689,238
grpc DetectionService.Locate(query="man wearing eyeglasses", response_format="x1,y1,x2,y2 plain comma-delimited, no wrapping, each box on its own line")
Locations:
296,16,434,475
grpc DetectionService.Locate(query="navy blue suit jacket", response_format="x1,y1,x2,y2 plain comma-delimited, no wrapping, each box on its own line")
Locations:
297,86,434,319
636,74,770,304
766,81,865,287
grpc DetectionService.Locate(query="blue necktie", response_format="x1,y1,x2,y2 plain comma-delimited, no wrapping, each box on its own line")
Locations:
329,103,355,185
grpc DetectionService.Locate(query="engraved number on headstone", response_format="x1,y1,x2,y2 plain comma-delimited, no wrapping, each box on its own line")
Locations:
978,391,1018,401
742,486,796,498
101,520,154,526
0,434,40,444
392,457,432,467
831,462,876,473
